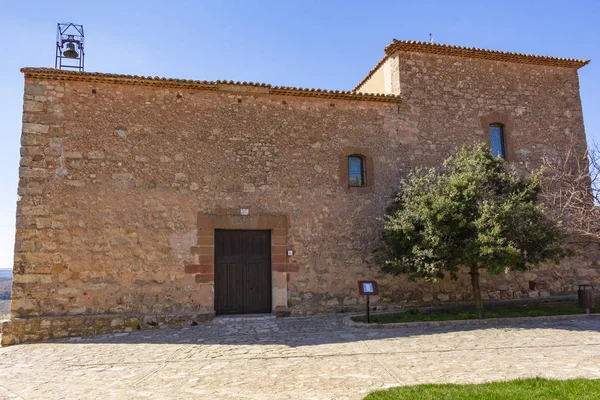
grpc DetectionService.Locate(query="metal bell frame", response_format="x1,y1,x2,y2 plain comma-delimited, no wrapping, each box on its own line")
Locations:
55,23,85,71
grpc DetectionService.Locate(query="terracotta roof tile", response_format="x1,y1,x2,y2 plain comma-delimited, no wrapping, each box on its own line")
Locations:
21,68,401,103
355,39,590,92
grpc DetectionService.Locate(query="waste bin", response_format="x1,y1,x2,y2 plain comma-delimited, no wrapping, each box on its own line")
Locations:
577,285,595,310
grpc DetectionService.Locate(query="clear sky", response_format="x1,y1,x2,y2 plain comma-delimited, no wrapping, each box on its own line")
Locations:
0,0,598,270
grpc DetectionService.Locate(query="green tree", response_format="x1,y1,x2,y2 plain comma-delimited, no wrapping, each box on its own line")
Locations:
376,144,569,318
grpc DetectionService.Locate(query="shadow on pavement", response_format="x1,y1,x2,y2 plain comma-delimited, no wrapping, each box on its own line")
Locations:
6,312,598,348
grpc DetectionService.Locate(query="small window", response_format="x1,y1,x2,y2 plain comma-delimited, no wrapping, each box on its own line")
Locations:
490,123,505,158
348,155,366,186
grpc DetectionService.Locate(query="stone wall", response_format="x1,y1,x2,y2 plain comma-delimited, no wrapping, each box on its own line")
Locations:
0,312,213,345
2,49,598,344
393,50,588,167
368,49,596,302
7,76,411,345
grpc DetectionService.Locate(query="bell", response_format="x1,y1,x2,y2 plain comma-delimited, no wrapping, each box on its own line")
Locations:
63,43,78,59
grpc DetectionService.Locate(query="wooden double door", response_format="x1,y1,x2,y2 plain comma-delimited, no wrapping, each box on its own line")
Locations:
214,230,272,315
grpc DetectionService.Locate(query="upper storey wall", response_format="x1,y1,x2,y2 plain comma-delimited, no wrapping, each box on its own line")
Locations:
392,51,587,168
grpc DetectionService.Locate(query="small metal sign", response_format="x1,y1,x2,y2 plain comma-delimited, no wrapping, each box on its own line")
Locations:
358,280,379,295
358,280,379,323
240,208,249,216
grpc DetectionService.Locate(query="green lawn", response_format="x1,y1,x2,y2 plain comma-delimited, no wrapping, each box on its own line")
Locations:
365,378,600,400
352,301,596,324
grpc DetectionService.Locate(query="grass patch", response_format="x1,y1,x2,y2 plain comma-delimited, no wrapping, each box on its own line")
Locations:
352,301,595,324
365,377,600,399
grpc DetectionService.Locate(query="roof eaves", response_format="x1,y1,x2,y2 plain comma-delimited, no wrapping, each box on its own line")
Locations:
385,40,590,69
354,39,590,92
21,68,402,103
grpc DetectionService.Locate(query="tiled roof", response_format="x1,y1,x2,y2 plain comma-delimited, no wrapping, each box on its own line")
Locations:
355,39,590,91
21,68,401,103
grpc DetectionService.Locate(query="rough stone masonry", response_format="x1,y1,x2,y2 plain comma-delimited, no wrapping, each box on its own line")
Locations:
1,39,597,345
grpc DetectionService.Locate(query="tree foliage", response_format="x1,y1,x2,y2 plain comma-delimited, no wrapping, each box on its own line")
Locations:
376,144,569,316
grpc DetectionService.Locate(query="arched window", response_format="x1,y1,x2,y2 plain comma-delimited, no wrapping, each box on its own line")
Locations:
489,123,505,159
348,155,366,187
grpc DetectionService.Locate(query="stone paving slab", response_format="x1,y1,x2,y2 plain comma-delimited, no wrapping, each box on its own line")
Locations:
1,315,600,399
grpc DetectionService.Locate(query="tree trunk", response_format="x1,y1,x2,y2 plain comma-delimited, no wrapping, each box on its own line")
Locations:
469,266,484,319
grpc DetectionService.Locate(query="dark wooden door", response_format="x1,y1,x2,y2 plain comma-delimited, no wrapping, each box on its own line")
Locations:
214,230,271,315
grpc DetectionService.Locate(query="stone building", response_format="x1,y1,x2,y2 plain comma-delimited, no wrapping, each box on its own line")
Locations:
1,39,595,344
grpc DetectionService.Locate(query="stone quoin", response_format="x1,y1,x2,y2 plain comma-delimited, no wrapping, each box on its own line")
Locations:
1,39,596,345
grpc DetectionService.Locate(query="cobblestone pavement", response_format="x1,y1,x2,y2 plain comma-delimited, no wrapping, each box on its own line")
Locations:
1,315,600,399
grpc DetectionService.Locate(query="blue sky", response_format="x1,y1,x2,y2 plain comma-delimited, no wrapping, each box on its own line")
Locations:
0,0,598,270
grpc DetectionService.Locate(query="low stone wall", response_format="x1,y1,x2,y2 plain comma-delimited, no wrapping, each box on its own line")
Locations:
0,312,214,346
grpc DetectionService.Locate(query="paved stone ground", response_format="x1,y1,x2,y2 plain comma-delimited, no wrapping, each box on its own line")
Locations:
1,314,600,399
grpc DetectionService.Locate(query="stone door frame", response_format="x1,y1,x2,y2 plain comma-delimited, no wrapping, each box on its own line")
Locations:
184,212,293,313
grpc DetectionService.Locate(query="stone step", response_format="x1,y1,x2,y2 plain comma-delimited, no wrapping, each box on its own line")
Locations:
214,314,276,323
